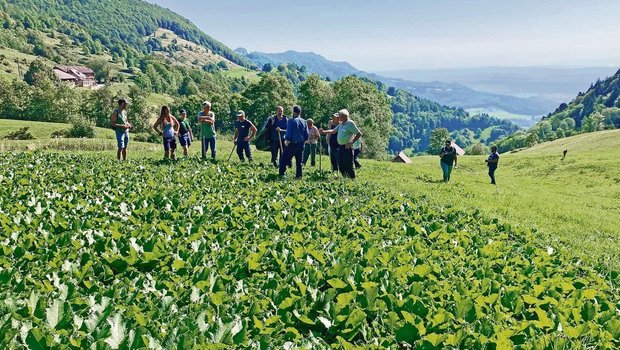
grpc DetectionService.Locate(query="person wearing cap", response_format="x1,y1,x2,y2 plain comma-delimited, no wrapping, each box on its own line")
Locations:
234,110,257,162
320,109,363,179
279,106,308,178
110,99,132,161
197,101,216,160
303,119,320,167
485,146,500,185
439,139,458,182
265,106,288,167
178,109,193,157
327,113,340,172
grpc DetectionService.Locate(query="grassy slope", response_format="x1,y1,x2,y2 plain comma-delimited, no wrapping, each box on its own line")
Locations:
2,119,619,270
360,130,620,270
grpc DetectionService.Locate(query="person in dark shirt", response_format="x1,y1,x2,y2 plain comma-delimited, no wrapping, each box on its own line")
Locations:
279,106,309,179
439,140,458,182
328,113,340,172
485,146,500,185
266,106,288,167
233,110,257,162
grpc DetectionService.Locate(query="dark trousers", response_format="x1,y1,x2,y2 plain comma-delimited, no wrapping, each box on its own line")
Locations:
329,145,339,172
279,142,304,178
338,145,355,179
489,166,497,184
353,149,361,168
270,138,282,164
236,141,252,161
303,143,317,166
202,137,216,158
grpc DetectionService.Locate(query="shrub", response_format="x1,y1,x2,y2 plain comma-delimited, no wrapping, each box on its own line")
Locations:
3,127,35,140
468,142,489,155
67,119,96,138
51,129,69,138
133,131,160,144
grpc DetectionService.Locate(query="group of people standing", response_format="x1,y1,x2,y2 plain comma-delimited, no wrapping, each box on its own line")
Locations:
109,99,365,180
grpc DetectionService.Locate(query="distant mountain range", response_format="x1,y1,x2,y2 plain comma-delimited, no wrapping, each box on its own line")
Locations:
235,49,615,126
379,66,619,102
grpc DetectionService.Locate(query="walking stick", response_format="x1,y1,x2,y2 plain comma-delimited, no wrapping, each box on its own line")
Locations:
227,143,237,162
278,130,284,157
318,125,322,173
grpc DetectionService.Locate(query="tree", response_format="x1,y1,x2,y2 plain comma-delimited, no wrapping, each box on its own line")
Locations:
298,74,333,126
178,76,200,96
581,113,604,132
428,128,450,155
241,73,296,122
88,59,113,83
23,59,55,86
332,76,393,158
262,63,273,72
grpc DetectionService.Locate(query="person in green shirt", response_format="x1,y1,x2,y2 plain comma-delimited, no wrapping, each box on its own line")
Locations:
178,109,194,157
319,109,363,179
197,101,216,160
109,99,132,161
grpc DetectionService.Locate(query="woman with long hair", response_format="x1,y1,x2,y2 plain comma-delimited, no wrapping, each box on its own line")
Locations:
153,105,180,160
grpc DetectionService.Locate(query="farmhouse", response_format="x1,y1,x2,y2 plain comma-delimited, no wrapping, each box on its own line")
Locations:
53,65,96,87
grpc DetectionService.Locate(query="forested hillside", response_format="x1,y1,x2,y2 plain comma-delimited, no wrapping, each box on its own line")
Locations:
0,0,254,68
496,69,620,152
0,0,519,157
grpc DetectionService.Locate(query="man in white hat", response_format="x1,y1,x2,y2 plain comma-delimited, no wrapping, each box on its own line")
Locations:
319,109,363,178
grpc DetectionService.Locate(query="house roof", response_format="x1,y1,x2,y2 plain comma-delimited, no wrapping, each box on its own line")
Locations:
393,151,413,164
53,69,78,81
54,65,94,75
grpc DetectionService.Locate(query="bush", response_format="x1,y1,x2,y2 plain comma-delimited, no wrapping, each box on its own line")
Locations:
51,129,69,138
133,131,160,144
67,119,96,138
467,143,489,155
3,127,35,140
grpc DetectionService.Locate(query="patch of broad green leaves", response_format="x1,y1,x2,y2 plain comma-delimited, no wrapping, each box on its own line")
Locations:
0,153,618,349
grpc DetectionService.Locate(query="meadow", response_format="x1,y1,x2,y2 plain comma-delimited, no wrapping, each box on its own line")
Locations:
0,121,618,348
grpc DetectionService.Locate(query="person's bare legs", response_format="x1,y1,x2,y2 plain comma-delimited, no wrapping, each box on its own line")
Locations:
171,150,176,161
183,146,189,157
121,148,126,161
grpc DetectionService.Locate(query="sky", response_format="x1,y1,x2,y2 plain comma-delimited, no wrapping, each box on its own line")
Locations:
146,0,620,72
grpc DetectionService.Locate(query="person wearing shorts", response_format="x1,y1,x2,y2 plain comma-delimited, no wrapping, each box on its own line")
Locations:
110,99,132,161
153,105,180,160
178,109,193,157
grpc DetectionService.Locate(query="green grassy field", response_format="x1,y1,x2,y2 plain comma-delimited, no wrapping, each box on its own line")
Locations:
360,130,620,270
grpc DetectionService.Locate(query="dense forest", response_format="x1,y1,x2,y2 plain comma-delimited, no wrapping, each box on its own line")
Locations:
495,69,620,152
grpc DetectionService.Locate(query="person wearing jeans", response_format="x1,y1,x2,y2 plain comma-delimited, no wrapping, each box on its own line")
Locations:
439,140,458,182
197,101,216,160
303,119,320,166
233,110,257,162
279,106,309,178
485,146,500,185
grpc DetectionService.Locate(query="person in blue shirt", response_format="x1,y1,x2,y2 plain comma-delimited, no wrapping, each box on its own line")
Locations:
485,146,500,185
265,106,288,167
233,110,257,162
279,106,308,179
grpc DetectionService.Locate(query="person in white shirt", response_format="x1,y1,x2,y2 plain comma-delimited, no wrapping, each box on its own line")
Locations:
303,119,320,167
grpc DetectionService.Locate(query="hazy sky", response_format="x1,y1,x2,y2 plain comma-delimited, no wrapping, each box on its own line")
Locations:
146,0,620,72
